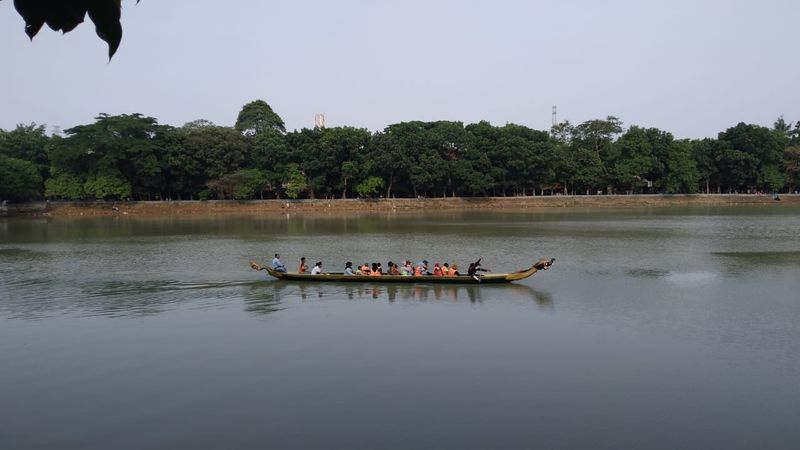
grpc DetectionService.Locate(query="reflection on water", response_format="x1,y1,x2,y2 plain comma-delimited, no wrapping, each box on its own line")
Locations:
0,277,264,320
3,207,800,450
666,271,718,287
243,281,553,314
0,247,46,258
712,250,800,274
627,268,670,278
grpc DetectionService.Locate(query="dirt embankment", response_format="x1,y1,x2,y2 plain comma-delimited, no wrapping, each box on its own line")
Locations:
4,194,798,217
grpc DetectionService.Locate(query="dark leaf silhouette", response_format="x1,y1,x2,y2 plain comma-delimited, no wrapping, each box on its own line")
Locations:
11,0,138,59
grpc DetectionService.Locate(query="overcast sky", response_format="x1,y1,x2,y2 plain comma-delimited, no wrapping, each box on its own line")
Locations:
2,0,798,138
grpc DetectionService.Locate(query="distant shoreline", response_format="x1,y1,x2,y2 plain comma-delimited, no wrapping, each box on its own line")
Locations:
3,194,798,217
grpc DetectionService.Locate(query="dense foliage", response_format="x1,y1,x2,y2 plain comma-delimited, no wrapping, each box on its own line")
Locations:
2,101,799,202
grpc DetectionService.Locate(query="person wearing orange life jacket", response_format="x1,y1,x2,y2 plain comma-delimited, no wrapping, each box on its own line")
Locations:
441,263,451,276
359,263,370,275
370,263,382,276
432,263,442,276
298,257,308,274
415,260,430,276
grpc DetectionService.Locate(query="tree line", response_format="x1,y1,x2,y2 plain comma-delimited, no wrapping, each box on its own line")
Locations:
2,100,799,202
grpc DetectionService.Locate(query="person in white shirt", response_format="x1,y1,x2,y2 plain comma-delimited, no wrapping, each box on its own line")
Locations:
311,261,323,275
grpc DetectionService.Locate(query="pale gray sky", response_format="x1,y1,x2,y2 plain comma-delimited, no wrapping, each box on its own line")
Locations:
2,0,798,138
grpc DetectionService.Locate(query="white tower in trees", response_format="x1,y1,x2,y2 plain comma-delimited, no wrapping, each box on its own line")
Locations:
314,113,326,129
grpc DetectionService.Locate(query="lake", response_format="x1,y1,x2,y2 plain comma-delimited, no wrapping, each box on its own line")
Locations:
2,207,800,449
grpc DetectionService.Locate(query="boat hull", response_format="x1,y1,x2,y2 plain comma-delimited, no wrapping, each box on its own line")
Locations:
250,259,554,284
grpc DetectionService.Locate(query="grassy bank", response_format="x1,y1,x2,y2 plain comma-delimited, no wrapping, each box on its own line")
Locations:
3,194,798,217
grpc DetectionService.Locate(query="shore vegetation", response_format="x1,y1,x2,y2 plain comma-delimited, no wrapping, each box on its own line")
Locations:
2,101,799,202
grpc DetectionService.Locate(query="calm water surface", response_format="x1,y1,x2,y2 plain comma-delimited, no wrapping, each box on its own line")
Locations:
2,207,800,449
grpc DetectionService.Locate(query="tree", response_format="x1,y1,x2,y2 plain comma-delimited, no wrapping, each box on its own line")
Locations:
235,100,286,135
550,120,573,145
690,138,720,193
317,126,371,198
570,116,624,192
0,154,41,201
663,140,699,193
161,127,206,200
282,163,307,199
773,116,793,148
44,171,85,199
249,129,291,198
183,125,248,180
371,126,413,198
286,128,324,198
11,0,139,59
208,169,266,200
783,145,800,192
718,123,784,191
355,176,384,198
51,113,173,200
182,119,216,131
83,173,131,199
0,123,50,189
611,126,654,192
466,121,502,195
572,116,623,157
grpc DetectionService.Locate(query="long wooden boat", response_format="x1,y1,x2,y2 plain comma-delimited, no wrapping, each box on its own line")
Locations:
249,258,554,284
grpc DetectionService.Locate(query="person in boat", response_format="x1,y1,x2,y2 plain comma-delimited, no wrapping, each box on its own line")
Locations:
402,260,413,275
450,264,460,276
272,253,287,273
432,263,442,276
311,261,323,275
298,257,308,274
344,261,355,275
415,260,430,276
370,263,382,276
467,258,488,282
377,262,384,274
358,263,370,275
441,263,450,276
389,261,400,275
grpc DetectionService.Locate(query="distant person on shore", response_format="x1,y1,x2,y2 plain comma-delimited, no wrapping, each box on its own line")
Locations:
298,257,308,274
311,261,323,275
344,261,355,275
272,253,287,273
